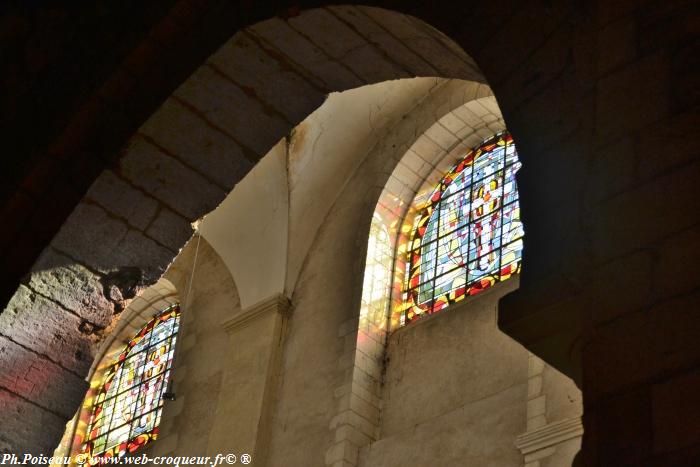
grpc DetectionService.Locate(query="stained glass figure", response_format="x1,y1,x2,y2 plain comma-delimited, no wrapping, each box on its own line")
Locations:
399,132,523,325
81,305,180,462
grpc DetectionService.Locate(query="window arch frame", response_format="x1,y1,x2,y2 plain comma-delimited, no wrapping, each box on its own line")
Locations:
79,304,181,461
53,279,181,465
397,131,523,325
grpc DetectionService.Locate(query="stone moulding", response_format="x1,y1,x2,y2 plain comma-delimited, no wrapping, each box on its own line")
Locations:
515,416,584,455
222,293,292,334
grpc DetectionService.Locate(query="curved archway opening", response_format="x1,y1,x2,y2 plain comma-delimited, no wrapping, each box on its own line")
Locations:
1,5,582,465
351,94,583,465
54,279,180,463
1,5,486,453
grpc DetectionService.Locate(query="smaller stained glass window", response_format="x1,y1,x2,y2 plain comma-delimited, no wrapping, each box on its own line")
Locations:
81,305,180,462
398,132,523,326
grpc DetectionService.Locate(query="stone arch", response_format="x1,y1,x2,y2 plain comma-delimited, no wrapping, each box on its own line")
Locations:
2,6,493,454
2,1,695,465
360,96,506,329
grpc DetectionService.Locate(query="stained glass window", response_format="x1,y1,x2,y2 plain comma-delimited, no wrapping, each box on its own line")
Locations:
81,305,180,461
399,132,523,325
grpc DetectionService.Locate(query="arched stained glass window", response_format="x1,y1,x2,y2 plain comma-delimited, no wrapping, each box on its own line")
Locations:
399,132,523,325
81,305,180,461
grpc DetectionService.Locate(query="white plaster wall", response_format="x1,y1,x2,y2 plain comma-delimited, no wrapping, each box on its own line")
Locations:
201,140,289,309
363,280,528,466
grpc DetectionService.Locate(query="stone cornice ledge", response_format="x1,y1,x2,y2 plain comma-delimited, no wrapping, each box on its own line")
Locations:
515,417,583,455
222,294,292,334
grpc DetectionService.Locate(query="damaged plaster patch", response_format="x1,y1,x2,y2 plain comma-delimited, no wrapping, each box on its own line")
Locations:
101,266,149,314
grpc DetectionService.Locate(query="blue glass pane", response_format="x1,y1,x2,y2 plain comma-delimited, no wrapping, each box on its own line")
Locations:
401,132,523,325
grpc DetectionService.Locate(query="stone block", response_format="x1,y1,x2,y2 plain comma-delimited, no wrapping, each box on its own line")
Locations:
599,0,643,25
114,230,175,282
328,5,438,77
499,25,572,106
594,388,652,465
51,202,129,274
471,2,564,84
505,72,583,158
356,331,383,360
670,39,700,112
636,109,700,182
596,52,670,144
330,410,377,440
647,292,700,370
0,388,69,455
349,392,380,425
359,7,479,81
390,160,419,189
289,8,408,84
591,159,700,263
29,248,114,327
527,395,546,418
598,16,637,75
584,290,700,396
0,336,88,419
398,150,431,178
638,1,699,54
529,356,546,376
425,122,458,151
1,285,94,373
589,250,652,324
334,424,372,448
145,207,193,253
439,111,467,135
474,126,494,141
119,135,226,220
139,98,253,189
587,137,636,203
452,101,487,129
290,8,367,61
652,370,700,454
350,383,380,410
210,32,325,124
526,415,547,432
410,134,444,163
352,368,381,399
341,39,411,84
248,17,362,91
174,66,290,156
354,350,382,382
85,170,159,229
528,376,543,399
656,224,700,299
325,439,358,465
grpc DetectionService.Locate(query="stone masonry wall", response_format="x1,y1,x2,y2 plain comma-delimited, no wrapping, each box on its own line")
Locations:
1,1,698,464
0,6,481,454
